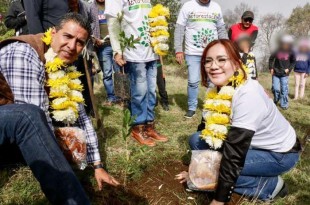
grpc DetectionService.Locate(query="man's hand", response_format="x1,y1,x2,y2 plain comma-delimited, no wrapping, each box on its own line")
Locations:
93,38,103,48
114,53,126,67
285,69,289,74
95,168,120,190
270,69,274,75
210,200,225,205
176,52,184,65
305,74,308,78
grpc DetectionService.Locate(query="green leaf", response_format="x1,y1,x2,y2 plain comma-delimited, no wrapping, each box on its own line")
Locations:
145,43,149,47
138,27,143,32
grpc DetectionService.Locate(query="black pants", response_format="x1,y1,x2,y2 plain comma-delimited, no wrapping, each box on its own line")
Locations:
156,64,168,104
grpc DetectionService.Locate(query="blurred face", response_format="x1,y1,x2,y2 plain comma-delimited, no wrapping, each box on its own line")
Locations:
238,40,250,53
198,0,210,4
51,21,88,64
280,43,291,51
204,44,237,87
242,18,253,28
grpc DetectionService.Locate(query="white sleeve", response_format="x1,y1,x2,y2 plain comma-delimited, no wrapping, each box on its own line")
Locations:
176,4,188,27
105,0,122,18
231,88,266,132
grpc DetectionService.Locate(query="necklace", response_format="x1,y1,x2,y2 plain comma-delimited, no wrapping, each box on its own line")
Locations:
42,28,84,124
200,65,248,149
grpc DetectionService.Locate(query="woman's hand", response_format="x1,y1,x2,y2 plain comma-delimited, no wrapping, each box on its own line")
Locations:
285,69,289,74
210,200,225,205
94,168,120,190
175,171,189,183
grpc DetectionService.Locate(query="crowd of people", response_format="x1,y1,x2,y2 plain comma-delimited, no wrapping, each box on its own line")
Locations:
0,0,307,204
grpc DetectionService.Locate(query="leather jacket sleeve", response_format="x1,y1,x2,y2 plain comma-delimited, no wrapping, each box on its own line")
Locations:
214,126,255,202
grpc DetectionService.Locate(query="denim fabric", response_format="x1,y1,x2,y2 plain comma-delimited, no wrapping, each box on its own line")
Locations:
125,61,157,125
189,132,299,201
0,104,90,205
272,76,289,108
98,45,120,102
185,55,202,111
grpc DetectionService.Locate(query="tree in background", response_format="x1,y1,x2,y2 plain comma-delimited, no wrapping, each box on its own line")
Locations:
286,3,310,38
223,2,257,30
257,13,286,71
0,0,10,35
151,0,181,63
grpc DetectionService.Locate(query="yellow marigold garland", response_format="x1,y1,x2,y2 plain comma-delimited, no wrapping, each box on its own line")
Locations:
200,68,248,149
42,29,84,124
148,4,170,56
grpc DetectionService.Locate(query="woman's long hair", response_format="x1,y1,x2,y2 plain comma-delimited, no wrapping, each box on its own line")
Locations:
200,39,247,87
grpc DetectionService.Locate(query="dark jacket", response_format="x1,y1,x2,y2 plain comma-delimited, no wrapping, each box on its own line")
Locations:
23,0,68,34
4,0,28,35
269,49,296,77
294,51,310,74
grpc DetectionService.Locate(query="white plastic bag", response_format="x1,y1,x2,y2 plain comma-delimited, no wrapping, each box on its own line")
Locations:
187,150,222,191
54,127,87,170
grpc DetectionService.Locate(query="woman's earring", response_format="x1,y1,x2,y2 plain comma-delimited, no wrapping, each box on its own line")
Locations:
234,71,239,76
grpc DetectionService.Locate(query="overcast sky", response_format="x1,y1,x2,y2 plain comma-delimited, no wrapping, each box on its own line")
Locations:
181,0,309,19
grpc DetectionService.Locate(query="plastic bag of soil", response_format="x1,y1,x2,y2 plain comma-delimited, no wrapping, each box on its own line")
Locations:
187,150,222,191
114,67,130,100
54,127,87,170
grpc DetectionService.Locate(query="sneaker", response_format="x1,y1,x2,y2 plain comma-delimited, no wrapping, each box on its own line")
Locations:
184,110,195,119
271,176,288,200
161,102,170,111
281,107,289,110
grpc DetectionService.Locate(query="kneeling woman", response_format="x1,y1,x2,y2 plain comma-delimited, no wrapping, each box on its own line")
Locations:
189,40,300,204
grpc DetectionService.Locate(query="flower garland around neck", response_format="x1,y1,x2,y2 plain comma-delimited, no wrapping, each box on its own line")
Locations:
200,65,249,149
148,4,170,56
42,28,84,124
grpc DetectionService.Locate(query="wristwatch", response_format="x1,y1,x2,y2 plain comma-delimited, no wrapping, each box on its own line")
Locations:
93,163,104,169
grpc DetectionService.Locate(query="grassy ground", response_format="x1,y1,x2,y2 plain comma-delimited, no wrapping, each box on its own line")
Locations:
0,66,309,205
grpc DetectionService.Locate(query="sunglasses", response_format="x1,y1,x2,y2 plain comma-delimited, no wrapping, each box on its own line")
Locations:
243,18,253,23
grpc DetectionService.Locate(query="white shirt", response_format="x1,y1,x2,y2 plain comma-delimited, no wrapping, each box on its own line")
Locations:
232,79,296,152
176,0,225,56
105,0,157,62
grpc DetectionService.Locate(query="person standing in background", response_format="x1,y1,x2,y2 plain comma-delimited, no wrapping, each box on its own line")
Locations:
228,11,258,46
4,0,28,36
105,0,168,147
23,0,68,34
269,35,296,110
156,56,170,111
174,0,228,119
90,0,121,106
293,39,310,100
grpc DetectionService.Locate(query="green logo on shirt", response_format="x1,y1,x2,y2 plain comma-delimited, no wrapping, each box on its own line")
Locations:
137,15,150,47
129,3,151,11
193,28,215,48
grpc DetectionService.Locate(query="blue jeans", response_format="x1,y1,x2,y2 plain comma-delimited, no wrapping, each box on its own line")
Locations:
125,61,157,125
272,76,289,108
185,55,201,111
97,45,120,102
0,104,90,205
189,132,299,201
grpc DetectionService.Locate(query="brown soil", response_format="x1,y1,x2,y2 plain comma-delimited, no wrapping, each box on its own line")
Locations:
84,160,212,205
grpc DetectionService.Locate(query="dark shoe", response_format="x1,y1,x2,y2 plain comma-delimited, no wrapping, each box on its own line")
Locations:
102,100,113,107
184,110,195,119
145,122,168,142
131,125,156,147
161,102,169,111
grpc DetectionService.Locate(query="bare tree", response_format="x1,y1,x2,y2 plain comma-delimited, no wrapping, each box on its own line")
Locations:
224,2,258,29
257,13,286,71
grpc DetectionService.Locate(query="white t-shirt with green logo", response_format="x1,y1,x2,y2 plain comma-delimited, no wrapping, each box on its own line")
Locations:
105,0,158,62
177,0,225,56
